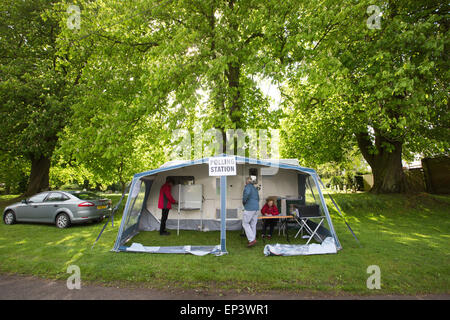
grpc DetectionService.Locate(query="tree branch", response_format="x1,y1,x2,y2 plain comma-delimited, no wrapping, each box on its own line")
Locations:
312,22,339,51
244,32,264,45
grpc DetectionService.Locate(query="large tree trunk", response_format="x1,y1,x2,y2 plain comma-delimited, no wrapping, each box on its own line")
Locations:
25,155,51,196
370,141,407,193
225,63,241,155
120,180,127,194
356,130,407,193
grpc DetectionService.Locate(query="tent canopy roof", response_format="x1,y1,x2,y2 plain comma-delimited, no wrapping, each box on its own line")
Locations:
133,154,317,179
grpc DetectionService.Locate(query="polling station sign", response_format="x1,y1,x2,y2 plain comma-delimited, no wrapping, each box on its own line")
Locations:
209,156,237,176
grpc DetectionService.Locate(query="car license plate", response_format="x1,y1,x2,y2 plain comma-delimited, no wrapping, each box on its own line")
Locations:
97,205,107,210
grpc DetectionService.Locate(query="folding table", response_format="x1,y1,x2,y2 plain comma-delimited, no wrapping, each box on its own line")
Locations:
258,215,295,242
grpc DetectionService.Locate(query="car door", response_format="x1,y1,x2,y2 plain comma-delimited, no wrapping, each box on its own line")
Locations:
19,192,49,221
41,192,70,222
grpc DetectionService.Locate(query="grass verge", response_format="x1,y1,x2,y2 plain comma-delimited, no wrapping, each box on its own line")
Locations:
0,192,449,295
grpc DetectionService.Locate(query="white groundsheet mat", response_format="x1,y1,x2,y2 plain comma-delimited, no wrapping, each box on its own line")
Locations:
127,243,224,256
263,237,337,256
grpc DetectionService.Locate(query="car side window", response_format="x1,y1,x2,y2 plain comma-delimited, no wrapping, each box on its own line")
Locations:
45,192,69,202
61,194,70,201
28,193,49,203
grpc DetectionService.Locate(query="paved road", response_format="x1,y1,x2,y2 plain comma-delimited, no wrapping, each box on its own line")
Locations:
0,274,448,300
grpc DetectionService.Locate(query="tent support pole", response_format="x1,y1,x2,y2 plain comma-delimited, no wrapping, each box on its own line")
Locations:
177,184,180,236
220,175,227,253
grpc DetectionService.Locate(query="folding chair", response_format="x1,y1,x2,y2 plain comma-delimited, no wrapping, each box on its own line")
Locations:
293,204,326,244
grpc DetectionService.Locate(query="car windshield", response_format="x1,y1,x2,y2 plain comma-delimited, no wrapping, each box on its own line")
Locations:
70,192,103,200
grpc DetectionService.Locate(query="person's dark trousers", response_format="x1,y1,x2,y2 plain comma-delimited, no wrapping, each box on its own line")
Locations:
263,219,276,236
160,208,170,234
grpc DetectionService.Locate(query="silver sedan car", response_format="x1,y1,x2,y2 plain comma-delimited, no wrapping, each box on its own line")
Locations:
3,191,111,228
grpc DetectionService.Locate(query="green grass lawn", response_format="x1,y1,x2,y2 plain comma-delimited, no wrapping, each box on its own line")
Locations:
0,192,449,295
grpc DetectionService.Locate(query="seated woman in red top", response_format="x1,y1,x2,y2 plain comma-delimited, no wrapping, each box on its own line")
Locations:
261,198,280,239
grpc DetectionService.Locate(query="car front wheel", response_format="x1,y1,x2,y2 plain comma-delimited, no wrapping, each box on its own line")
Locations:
55,213,71,229
3,211,16,225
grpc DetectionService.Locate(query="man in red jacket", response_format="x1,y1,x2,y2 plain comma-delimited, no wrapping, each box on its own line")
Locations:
158,177,177,235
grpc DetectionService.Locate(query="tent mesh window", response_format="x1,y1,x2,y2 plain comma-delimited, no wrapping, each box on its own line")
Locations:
121,180,147,242
305,176,321,207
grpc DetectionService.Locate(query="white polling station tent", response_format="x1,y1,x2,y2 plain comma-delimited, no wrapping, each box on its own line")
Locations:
112,154,357,255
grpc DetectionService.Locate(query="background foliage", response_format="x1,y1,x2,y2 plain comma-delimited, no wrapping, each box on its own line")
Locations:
1,0,448,194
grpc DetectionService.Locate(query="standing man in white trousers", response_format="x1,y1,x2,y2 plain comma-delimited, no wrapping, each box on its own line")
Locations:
242,177,260,247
